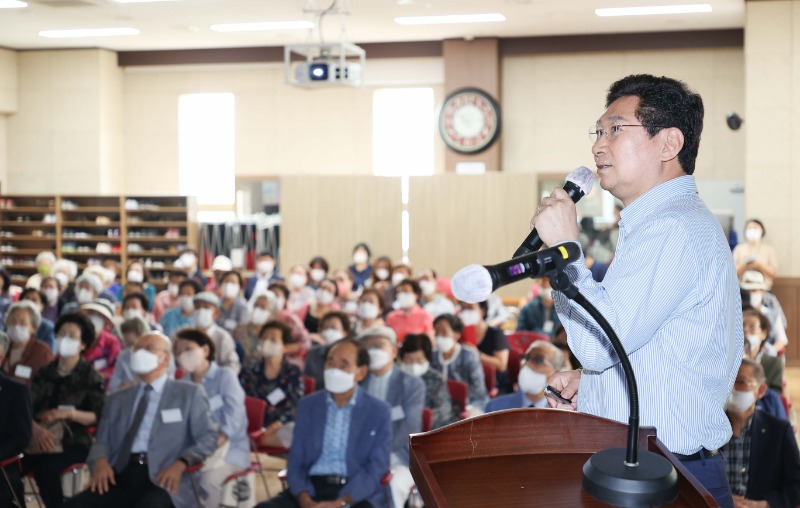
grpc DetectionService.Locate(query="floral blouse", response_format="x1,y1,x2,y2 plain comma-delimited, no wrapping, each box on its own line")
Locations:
239,358,303,427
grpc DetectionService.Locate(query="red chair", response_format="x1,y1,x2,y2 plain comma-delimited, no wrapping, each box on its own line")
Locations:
421,408,433,433
446,379,469,419
1,454,24,508
481,363,498,399
507,349,522,389
174,367,185,380
243,396,272,497
185,462,204,506
302,375,316,394
505,331,550,355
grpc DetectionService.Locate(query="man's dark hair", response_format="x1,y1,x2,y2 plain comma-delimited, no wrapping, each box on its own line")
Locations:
327,337,370,368
55,313,95,348
743,308,771,338
433,313,464,335
309,256,329,273
268,283,290,301
397,279,422,301
399,333,433,362
321,310,352,335
606,74,704,175
123,292,150,311
179,279,202,294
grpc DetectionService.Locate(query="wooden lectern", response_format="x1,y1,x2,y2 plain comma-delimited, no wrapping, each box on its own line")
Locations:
409,408,717,507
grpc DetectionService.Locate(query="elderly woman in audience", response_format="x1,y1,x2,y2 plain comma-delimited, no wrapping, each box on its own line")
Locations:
370,255,393,296
20,288,57,351
386,279,434,343
741,270,788,352
348,242,373,291
418,269,455,319
240,319,303,449
297,278,340,337
173,328,249,508
308,256,329,289
24,251,56,291
266,284,311,359
83,265,118,304
40,276,61,324
22,313,105,508
60,273,103,316
152,268,188,321
430,313,488,415
460,299,510,391
332,268,359,316
121,292,161,332
77,299,120,382
108,315,151,393
743,309,784,394
124,260,157,311
286,264,315,313
216,270,248,334
159,279,200,338
355,288,386,334
1,300,53,384
234,289,275,359
399,333,453,429
733,218,778,289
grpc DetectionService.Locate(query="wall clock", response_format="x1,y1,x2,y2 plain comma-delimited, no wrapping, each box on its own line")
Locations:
438,87,501,154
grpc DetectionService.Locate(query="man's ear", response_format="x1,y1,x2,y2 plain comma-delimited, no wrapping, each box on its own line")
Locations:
756,382,768,400
355,364,369,382
660,127,685,163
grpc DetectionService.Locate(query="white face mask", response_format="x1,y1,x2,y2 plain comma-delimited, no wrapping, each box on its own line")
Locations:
316,289,335,305
222,282,240,299
127,270,144,283
89,315,106,335
43,288,59,305
257,260,274,276
353,252,369,265
745,228,762,243
436,336,455,352
518,366,548,395
77,288,94,305
289,273,307,289
749,292,763,309
419,280,436,296
324,368,356,394
726,389,756,413
310,268,326,283
168,283,180,297
180,253,197,269
368,348,392,371
357,302,380,320
8,325,31,344
745,333,762,355
321,329,344,345
391,272,406,286
177,348,205,373
259,340,283,358
539,288,553,301
131,348,161,375
54,272,69,288
251,307,270,325
400,362,429,378
396,292,416,309
57,336,81,357
123,308,142,321
179,295,195,312
194,308,215,329
459,310,480,326
375,268,390,281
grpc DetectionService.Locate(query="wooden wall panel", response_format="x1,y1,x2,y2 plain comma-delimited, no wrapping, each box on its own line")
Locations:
407,174,539,299
771,278,800,367
279,176,402,272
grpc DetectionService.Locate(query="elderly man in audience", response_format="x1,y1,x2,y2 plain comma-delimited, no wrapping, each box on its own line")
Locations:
158,279,200,338
1,300,54,384
722,359,800,508
188,291,241,374
78,300,121,383
23,313,106,508
20,287,57,351
245,252,283,300
153,269,188,322
174,328,250,508
303,310,352,391
66,332,217,508
359,325,424,508
486,341,563,412
0,331,33,508
257,338,391,508
398,333,453,429
110,316,156,394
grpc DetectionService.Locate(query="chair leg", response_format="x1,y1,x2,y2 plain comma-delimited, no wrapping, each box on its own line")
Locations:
24,473,43,508
1,466,23,508
249,444,271,500
189,473,203,508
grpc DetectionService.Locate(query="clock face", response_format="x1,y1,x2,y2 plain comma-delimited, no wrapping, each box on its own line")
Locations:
439,88,501,154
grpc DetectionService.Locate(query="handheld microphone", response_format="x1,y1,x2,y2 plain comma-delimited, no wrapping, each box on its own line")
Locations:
452,242,581,303
513,166,595,257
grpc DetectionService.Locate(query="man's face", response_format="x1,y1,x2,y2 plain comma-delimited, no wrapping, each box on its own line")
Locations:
124,298,144,314
320,317,344,334
133,334,169,371
364,336,396,363
592,96,665,206
732,364,763,403
325,341,367,382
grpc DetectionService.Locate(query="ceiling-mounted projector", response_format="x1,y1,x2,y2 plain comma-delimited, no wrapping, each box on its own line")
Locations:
285,42,365,89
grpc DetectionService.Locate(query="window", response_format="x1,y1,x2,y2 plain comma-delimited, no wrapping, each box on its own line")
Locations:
178,93,235,205
372,88,434,176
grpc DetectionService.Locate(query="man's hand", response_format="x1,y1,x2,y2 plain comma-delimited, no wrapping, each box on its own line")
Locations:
297,492,316,508
545,369,581,410
217,432,229,448
32,422,55,452
156,460,186,494
732,495,767,508
531,188,580,247
88,458,116,494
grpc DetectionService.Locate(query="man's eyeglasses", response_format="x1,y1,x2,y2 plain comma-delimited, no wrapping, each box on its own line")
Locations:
733,378,758,388
588,124,659,143
525,355,555,369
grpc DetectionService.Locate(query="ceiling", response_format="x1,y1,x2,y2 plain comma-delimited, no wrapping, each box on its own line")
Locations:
0,0,745,52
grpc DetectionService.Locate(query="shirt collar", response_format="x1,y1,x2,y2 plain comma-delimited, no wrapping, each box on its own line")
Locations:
618,175,697,233
142,372,168,395
327,384,359,408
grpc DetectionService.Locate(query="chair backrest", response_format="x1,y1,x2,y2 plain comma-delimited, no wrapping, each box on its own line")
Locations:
505,331,550,355
507,349,522,388
481,362,497,398
244,396,267,434
174,367,185,380
446,379,468,417
302,375,316,394
421,407,433,433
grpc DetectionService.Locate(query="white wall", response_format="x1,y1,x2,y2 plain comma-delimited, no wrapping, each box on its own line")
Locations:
0,48,18,192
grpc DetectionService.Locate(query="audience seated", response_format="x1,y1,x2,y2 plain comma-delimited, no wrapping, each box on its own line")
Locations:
159,279,200,338
1,300,53,384
303,311,352,392
266,284,312,359
741,270,788,352
188,292,241,374
78,300,121,383
152,269,188,322
430,314,488,414
386,279,434,343
24,251,57,291
722,359,800,507
66,332,217,508
297,278,340,336
368,256,393,306
487,341,563,412
354,288,386,335
178,249,206,289
332,269,359,316
516,277,561,337
348,243,373,292
174,328,250,508
286,265,316,314
240,319,303,449
418,269,455,319
61,274,104,316
124,261,157,313
733,219,778,290
359,325,424,508
109,316,153,393
234,289,274,359
21,287,57,351
217,270,248,335
23,313,106,508
399,333,453,429
244,252,283,301
82,266,118,305
52,259,79,312
743,309,783,393
459,300,510,392
40,276,62,323
121,292,161,332
0,331,33,508
307,256,329,290
256,338,391,508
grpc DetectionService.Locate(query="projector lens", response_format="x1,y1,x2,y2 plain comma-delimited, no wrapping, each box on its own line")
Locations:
310,63,328,81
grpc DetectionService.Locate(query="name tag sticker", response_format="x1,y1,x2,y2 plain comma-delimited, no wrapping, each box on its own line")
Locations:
161,408,183,424
58,405,76,411
14,365,32,379
93,358,108,371
543,321,554,333
209,395,223,411
266,388,286,406
224,319,237,331
391,406,405,422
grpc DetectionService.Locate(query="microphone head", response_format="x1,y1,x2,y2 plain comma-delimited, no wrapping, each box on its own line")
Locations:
451,264,493,303
566,166,594,196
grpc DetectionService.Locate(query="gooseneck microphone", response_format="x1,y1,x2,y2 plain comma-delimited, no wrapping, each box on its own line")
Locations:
451,242,581,303
513,166,595,258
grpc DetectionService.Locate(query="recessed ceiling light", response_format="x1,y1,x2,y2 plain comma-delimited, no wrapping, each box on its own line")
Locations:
595,4,712,17
210,21,314,32
39,28,141,38
0,0,27,8
394,13,506,25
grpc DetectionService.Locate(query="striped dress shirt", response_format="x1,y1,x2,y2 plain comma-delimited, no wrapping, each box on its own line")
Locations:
553,175,743,455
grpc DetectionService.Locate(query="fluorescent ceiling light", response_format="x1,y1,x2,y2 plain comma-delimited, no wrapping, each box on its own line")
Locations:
595,4,712,16
394,13,506,25
0,0,28,8
39,28,141,38
112,0,178,3
210,21,314,32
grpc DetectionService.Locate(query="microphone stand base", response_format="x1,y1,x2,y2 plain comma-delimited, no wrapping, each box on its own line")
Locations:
582,448,678,507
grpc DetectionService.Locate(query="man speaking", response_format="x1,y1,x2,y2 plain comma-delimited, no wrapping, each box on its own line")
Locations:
538,75,742,508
